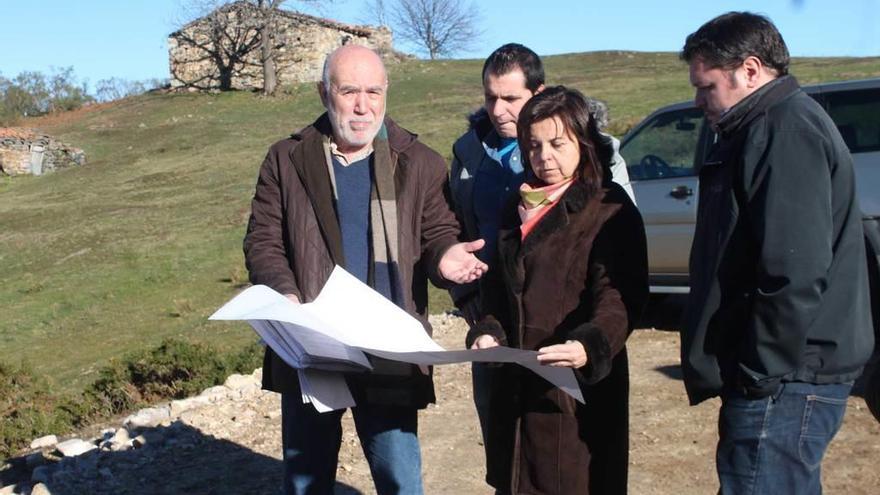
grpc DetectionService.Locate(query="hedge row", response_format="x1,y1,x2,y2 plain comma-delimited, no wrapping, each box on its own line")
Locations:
0,338,262,460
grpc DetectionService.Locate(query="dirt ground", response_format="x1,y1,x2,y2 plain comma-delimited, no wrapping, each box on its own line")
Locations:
9,308,879,494
400,315,880,495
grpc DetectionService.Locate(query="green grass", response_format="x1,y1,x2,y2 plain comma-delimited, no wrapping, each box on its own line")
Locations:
2,52,879,394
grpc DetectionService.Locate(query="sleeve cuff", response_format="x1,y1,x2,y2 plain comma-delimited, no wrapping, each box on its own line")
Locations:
465,317,507,349
567,323,613,384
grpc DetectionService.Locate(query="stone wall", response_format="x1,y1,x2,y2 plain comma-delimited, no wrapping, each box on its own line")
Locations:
0,128,86,176
168,2,393,91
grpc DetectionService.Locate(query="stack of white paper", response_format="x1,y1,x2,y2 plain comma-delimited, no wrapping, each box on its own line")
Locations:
210,266,584,412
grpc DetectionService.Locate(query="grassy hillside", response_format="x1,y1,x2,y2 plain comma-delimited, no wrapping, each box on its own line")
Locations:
2,52,879,393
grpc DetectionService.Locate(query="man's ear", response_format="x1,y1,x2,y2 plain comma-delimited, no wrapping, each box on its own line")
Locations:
534,84,546,95
741,56,765,88
317,82,328,107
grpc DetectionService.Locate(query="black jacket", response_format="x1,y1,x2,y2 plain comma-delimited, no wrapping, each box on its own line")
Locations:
682,76,875,404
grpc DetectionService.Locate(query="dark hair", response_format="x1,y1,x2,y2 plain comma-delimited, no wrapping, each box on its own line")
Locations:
680,11,789,76
517,86,604,191
482,43,545,92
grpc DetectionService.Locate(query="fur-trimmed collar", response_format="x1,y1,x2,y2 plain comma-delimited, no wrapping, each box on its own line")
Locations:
498,180,620,265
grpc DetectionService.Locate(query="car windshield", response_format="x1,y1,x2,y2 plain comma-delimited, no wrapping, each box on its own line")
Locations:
621,108,704,180
824,88,880,154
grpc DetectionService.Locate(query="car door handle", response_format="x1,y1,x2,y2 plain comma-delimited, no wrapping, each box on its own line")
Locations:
669,185,693,199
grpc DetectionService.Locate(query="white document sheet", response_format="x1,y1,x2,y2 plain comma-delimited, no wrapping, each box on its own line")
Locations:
210,266,584,409
309,268,445,352
298,369,355,412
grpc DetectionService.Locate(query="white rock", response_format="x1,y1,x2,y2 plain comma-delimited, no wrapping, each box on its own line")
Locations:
0,484,15,495
56,438,97,457
224,373,258,390
199,385,230,401
31,482,51,495
111,441,132,452
251,367,263,381
170,396,211,416
124,406,171,428
111,427,131,446
230,382,262,401
232,409,257,423
29,435,58,450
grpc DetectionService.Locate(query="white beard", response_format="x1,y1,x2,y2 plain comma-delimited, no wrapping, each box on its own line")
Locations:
326,103,384,149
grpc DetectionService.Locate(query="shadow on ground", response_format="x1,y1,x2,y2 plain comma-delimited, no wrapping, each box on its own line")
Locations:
2,422,364,495
638,295,687,331
654,364,683,381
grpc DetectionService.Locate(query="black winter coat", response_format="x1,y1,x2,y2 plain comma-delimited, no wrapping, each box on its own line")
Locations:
682,76,875,404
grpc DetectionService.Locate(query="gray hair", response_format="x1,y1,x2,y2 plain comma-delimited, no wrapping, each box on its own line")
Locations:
321,53,332,89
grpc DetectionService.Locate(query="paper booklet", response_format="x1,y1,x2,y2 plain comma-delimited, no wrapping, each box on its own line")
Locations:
210,266,584,412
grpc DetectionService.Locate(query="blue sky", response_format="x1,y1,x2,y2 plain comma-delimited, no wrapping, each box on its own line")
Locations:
1,0,878,85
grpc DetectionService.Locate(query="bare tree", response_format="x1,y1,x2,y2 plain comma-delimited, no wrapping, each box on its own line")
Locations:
255,0,287,96
176,0,324,96
360,0,390,27
388,0,482,59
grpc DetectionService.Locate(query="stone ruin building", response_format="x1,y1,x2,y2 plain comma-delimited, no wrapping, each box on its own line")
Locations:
168,1,393,91
0,128,85,176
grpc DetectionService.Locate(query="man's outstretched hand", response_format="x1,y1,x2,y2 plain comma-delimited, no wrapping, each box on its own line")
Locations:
439,239,488,284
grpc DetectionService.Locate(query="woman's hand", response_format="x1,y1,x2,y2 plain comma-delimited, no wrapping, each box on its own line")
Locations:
537,340,588,368
470,334,501,350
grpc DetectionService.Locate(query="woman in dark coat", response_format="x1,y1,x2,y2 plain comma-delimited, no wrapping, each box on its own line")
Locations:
467,86,648,495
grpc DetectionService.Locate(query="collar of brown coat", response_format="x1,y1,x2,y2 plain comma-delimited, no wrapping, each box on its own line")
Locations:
281,113,421,267
497,180,622,270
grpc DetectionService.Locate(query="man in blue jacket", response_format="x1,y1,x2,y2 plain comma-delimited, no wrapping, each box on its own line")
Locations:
449,43,635,494
680,12,874,493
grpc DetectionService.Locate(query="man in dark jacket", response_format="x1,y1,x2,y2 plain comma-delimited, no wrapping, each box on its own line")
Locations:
680,12,874,493
448,47,635,491
243,44,486,495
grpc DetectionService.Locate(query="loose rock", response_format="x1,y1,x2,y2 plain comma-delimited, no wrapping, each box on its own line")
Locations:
124,406,170,428
29,435,58,451
55,439,97,457
30,483,51,495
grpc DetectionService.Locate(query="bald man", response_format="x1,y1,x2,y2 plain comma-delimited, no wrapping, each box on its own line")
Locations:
244,45,486,494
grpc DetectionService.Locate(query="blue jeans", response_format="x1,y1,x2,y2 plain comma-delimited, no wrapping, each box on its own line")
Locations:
280,393,424,495
717,381,852,495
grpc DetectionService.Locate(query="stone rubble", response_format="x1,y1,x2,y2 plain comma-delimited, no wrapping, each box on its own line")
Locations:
0,316,465,494
27,438,56,452
53,440,96,459
0,128,86,176
0,366,269,494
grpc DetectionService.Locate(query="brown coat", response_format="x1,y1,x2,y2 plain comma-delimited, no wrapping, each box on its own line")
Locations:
469,181,648,494
243,114,460,407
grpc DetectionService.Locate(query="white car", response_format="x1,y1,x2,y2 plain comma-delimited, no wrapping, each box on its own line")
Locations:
619,77,880,315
